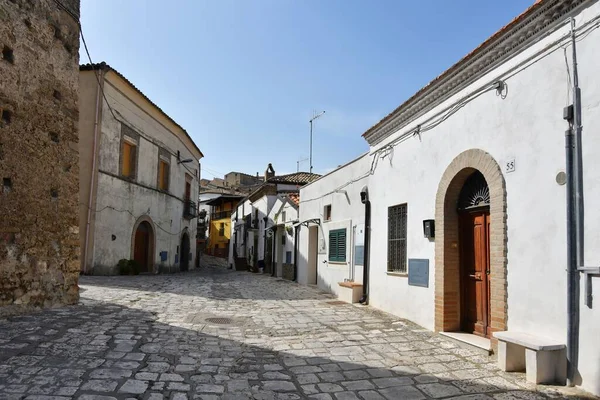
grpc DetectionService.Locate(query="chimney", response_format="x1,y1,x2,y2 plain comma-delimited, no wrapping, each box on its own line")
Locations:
264,163,275,182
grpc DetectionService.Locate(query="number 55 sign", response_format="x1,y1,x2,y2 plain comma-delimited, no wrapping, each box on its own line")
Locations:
505,157,516,174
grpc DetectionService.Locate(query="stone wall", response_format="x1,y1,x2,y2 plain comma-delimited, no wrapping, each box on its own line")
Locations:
282,264,294,281
0,0,80,313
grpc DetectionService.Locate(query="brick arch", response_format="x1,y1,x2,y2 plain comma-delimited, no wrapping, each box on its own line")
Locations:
434,149,507,335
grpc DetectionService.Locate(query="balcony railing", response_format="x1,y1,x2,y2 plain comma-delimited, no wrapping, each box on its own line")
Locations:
211,210,233,220
183,200,197,220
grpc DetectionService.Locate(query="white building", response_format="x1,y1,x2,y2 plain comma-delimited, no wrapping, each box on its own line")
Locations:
228,165,318,279
79,63,203,275
297,0,600,395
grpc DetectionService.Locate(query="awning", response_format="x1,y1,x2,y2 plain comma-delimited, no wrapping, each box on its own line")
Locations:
294,218,321,228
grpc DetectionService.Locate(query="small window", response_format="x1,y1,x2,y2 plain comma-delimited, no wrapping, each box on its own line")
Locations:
219,223,225,237
388,203,408,273
158,160,169,191
185,174,192,201
328,228,346,263
285,251,292,264
282,211,286,222
324,205,332,221
121,141,137,179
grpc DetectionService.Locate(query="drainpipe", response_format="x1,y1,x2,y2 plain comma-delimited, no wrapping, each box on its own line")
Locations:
359,187,371,304
567,18,582,387
83,69,103,275
293,225,299,282
271,226,277,277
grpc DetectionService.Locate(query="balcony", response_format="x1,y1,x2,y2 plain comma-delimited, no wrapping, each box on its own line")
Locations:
211,210,233,220
183,200,197,220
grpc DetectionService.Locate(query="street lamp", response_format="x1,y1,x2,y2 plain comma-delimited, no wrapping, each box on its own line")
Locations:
309,110,325,174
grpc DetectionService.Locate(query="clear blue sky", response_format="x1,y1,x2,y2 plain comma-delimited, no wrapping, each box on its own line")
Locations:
80,0,534,179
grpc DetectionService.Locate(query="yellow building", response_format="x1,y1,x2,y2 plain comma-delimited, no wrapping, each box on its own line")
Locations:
204,195,242,258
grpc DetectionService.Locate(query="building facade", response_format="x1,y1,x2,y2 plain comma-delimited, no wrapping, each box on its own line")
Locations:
298,0,600,395
203,195,243,257
79,63,203,275
0,0,81,311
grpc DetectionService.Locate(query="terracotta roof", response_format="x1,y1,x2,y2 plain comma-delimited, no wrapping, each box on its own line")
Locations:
80,62,203,158
287,193,300,206
362,0,576,144
268,172,321,185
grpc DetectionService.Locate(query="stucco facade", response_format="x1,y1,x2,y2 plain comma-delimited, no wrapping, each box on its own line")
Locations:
79,63,202,275
298,1,600,395
0,0,81,312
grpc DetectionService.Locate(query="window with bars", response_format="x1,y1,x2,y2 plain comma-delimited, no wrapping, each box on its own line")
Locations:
328,228,347,262
388,203,408,273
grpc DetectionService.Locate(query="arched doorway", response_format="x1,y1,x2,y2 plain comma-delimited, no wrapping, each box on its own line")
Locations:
133,221,154,273
458,171,490,337
434,149,507,341
180,231,190,271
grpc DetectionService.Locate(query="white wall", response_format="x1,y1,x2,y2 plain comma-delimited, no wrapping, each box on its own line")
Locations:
298,154,370,293
92,79,199,273
297,4,600,394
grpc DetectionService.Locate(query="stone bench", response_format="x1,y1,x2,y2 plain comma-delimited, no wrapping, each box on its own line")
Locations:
337,281,363,304
493,331,566,385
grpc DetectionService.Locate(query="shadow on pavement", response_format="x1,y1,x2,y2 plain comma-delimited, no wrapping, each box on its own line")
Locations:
0,297,594,400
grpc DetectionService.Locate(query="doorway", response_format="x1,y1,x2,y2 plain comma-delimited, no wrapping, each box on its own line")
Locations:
458,171,491,338
180,231,190,271
308,226,318,285
133,221,154,273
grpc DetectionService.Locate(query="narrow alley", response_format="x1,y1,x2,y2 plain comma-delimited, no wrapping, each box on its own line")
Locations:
0,266,591,400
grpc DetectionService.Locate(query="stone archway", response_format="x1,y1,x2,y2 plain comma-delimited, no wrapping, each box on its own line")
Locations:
180,229,191,272
131,216,156,273
434,149,508,336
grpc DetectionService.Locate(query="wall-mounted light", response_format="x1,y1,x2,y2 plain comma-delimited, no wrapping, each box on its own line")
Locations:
177,150,194,164
423,219,435,239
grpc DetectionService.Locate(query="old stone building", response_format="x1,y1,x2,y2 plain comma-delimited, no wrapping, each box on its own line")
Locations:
0,0,81,312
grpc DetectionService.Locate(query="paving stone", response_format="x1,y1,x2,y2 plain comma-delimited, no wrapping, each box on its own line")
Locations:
297,374,319,384
262,381,296,392
417,383,463,398
341,380,374,391
195,384,225,394
118,380,148,394
357,391,386,400
89,369,132,380
318,372,344,382
372,377,413,388
77,396,117,400
308,395,333,400
159,373,184,382
452,379,498,393
317,383,344,393
168,382,191,391
148,394,164,400
263,371,291,380
80,380,118,392
135,372,158,381
379,385,426,400
171,393,187,400
226,379,249,392
334,392,360,400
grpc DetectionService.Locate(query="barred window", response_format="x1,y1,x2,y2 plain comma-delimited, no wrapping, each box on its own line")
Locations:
388,204,407,273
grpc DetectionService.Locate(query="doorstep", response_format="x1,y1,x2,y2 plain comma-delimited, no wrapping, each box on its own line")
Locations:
440,331,493,356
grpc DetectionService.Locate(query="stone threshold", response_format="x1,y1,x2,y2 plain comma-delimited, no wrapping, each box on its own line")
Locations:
440,331,492,356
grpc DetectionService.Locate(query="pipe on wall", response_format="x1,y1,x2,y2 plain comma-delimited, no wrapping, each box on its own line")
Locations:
293,225,299,282
359,197,371,304
83,69,103,275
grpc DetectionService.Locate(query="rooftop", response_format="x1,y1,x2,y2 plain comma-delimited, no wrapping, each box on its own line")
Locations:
268,172,321,185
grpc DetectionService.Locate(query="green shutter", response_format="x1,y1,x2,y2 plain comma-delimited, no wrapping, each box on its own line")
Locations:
328,229,347,262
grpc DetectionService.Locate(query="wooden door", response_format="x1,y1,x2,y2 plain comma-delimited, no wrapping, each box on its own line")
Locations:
460,212,490,337
185,181,191,201
134,224,149,272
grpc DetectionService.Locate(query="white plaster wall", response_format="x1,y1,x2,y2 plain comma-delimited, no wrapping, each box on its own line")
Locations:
298,4,600,394
92,79,199,273
298,154,370,293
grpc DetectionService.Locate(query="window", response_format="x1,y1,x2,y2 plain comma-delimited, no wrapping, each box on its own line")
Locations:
185,174,192,201
388,203,408,273
328,228,346,262
121,141,136,179
285,251,292,264
219,223,225,236
324,205,332,221
158,160,169,191
282,211,286,222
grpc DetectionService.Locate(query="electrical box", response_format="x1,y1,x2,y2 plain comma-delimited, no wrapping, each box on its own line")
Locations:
423,219,435,239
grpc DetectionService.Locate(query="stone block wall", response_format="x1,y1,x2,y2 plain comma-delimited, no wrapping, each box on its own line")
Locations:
0,0,80,313
282,264,294,281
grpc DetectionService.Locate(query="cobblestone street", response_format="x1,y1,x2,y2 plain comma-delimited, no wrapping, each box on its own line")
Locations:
0,266,593,400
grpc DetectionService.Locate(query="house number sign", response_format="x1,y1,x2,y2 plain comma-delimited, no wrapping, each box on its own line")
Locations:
505,157,516,173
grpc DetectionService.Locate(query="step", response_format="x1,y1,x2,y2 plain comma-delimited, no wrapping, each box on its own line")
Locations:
440,331,493,356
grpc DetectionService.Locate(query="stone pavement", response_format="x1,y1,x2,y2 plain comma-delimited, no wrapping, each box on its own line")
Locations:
0,266,594,400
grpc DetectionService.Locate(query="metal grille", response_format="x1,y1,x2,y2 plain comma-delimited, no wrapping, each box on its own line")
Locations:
205,317,233,325
388,204,407,273
458,171,490,210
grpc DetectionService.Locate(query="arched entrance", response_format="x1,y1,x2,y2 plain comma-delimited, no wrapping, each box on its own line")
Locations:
180,231,190,271
434,149,507,340
133,220,154,273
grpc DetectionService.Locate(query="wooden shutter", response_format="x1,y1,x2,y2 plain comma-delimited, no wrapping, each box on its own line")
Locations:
130,144,136,178
328,229,347,262
158,161,169,190
122,142,131,177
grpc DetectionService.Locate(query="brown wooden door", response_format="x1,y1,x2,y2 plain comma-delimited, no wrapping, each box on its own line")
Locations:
460,211,490,337
134,223,150,272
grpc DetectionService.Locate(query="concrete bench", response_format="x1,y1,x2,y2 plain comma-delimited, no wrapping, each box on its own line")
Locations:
493,331,566,385
337,281,363,304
